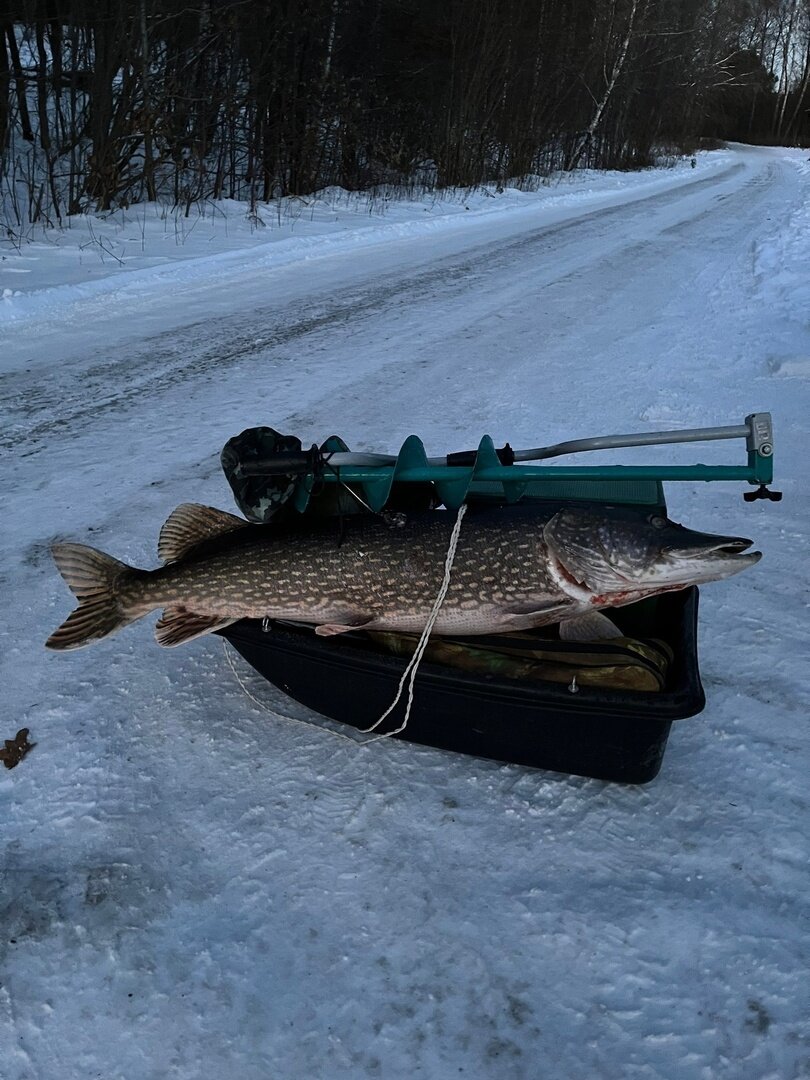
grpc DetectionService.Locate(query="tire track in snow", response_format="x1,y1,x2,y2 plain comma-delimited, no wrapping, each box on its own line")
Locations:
1,162,749,455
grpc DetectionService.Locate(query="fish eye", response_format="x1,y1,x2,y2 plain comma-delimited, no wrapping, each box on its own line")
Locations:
649,515,667,530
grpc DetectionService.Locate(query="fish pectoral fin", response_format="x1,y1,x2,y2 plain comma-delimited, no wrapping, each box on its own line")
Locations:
155,606,237,647
497,600,573,629
558,611,624,641
314,617,374,637
158,504,248,563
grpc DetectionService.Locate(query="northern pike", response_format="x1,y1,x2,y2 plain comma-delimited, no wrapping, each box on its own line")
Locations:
46,502,761,650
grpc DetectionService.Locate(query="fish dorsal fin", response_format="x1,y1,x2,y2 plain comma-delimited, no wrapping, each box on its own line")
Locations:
158,503,248,563
155,606,237,647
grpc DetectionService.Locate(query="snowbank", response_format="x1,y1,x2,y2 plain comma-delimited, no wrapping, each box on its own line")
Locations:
1,152,734,328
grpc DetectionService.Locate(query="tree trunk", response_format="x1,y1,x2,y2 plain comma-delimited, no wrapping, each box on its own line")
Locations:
566,0,641,172
4,24,34,143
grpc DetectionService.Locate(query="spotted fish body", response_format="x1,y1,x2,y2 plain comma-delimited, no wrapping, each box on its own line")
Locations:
46,502,761,650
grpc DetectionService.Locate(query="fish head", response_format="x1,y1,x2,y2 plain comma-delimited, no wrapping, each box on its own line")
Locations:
544,506,761,597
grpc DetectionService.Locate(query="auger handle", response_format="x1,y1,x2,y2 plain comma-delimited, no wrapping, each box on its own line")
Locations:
237,446,320,476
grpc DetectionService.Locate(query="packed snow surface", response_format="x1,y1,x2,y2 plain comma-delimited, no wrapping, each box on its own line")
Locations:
1,145,809,1079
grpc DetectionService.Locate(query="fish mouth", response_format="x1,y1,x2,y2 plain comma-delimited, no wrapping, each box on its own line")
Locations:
670,537,761,561
711,537,755,556
663,538,762,586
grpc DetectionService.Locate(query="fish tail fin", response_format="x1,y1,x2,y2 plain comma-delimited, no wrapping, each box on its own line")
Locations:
47,543,140,650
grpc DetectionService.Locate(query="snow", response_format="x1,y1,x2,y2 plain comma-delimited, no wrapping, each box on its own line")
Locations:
1,149,732,333
1,144,809,1079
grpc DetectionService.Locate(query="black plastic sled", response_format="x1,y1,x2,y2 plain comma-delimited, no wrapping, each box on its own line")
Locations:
220,587,705,784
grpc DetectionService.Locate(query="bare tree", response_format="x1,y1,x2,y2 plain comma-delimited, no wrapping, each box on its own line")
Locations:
1,0,807,231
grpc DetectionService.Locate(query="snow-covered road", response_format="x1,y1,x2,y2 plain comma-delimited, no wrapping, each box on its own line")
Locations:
2,145,809,1079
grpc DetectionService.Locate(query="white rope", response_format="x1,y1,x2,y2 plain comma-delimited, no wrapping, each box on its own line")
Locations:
360,502,468,740
222,636,362,744
223,502,469,746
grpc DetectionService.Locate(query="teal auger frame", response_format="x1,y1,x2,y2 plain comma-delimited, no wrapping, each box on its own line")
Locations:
235,413,778,514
